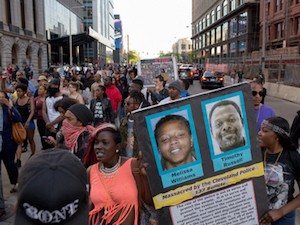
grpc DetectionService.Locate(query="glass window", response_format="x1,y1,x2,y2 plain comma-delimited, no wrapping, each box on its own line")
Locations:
223,44,228,55
230,0,235,11
238,12,247,34
211,47,215,56
202,34,206,47
207,32,210,46
229,18,237,38
199,21,202,32
202,18,206,29
216,46,221,55
223,0,228,16
199,36,202,49
222,22,228,41
297,17,300,34
211,10,215,24
216,6,221,20
239,41,245,51
216,26,221,42
211,29,215,44
230,42,236,52
206,14,210,27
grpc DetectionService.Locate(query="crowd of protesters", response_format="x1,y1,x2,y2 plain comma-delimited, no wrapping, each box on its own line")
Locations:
0,63,299,225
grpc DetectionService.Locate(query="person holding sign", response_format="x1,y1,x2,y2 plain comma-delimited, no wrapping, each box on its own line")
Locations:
154,114,195,170
259,117,300,225
209,100,245,153
84,123,153,225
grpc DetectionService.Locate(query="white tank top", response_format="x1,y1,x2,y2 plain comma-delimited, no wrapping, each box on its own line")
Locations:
46,95,63,128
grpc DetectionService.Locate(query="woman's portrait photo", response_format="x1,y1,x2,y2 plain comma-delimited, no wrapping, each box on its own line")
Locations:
154,114,196,170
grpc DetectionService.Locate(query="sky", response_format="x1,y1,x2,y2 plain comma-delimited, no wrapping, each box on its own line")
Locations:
114,0,192,59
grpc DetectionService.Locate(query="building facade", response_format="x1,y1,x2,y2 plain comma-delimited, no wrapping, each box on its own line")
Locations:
191,0,260,65
256,0,300,83
83,0,115,66
0,0,47,75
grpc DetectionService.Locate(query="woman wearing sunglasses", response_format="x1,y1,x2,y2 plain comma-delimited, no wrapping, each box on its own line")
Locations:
251,80,276,131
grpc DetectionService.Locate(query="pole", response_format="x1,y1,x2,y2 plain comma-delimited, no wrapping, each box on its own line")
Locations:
69,10,72,66
127,34,129,64
262,0,266,73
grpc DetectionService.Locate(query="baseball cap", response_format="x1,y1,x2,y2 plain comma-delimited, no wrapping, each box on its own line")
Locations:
15,149,89,225
38,75,48,82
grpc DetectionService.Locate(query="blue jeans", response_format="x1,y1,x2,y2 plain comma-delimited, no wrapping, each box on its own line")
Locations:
271,211,295,225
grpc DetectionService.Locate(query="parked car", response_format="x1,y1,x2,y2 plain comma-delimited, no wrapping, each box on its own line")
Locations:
178,64,194,84
200,70,224,89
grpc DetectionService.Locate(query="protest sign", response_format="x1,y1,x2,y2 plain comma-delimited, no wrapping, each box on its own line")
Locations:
133,83,268,224
137,57,178,87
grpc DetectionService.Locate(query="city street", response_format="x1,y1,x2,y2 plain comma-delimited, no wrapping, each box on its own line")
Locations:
0,79,299,224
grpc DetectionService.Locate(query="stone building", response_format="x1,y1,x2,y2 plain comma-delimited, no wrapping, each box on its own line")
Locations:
0,0,47,76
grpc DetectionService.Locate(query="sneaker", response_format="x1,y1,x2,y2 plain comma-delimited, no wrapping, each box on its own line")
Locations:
16,159,21,168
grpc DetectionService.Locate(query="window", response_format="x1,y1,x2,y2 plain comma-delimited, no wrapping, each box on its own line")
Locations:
275,22,284,38
206,32,210,46
238,12,247,34
275,0,279,11
297,17,300,34
268,25,271,40
211,29,215,44
202,18,206,30
216,26,221,42
230,0,235,11
181,44,186,50
229,18,238,38
216,6,221,20
206,14,210,27
222,22,228,41
211,10,215,24
202,34,206,48
223,0,228,16
239,41,245,51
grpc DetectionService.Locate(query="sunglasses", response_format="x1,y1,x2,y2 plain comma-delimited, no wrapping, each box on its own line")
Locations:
252,91,264,97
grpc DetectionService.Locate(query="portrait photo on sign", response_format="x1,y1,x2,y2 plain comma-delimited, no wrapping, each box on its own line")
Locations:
202,92,250,157
146,105,203,188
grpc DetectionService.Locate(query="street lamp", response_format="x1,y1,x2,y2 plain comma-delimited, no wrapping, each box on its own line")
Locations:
69,5,84,65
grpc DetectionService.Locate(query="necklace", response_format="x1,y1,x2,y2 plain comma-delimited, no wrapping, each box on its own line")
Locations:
100,156,121,174
263,150,283,184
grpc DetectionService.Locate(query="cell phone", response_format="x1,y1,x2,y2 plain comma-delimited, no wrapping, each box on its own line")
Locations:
42,136,49,140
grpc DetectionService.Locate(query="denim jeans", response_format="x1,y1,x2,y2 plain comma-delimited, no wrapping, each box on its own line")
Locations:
271,211,295,225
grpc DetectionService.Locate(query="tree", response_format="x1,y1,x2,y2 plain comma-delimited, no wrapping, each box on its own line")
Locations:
128,50,141,64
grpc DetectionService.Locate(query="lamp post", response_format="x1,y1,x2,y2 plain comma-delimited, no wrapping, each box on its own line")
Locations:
69,5,84,66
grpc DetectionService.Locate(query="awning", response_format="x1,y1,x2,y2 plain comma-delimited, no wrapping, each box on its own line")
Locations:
48,32,97,46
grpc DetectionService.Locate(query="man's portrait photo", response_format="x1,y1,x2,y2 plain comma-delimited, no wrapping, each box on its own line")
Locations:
205,96,247,155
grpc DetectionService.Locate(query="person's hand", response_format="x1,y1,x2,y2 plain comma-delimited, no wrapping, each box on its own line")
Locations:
24,121,30,129
46,122,52,128
49,126,57,133
0,98,11,108
147,88,153,94
259,209,284,224
46,136,56,145
137,150,148,176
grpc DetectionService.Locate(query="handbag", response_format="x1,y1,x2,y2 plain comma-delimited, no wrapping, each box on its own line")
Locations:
9,110,26,144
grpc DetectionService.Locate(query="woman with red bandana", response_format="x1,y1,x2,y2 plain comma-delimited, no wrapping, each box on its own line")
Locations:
47,103,94,162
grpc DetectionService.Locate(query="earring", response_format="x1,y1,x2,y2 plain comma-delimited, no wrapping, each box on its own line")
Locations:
116,149,119,153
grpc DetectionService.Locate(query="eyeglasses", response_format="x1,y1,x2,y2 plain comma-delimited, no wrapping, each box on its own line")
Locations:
252,91,264,97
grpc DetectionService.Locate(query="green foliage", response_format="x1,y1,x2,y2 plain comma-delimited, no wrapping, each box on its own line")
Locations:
128,50,141,64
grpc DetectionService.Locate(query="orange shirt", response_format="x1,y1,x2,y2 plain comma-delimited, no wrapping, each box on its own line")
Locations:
89,158,138,225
